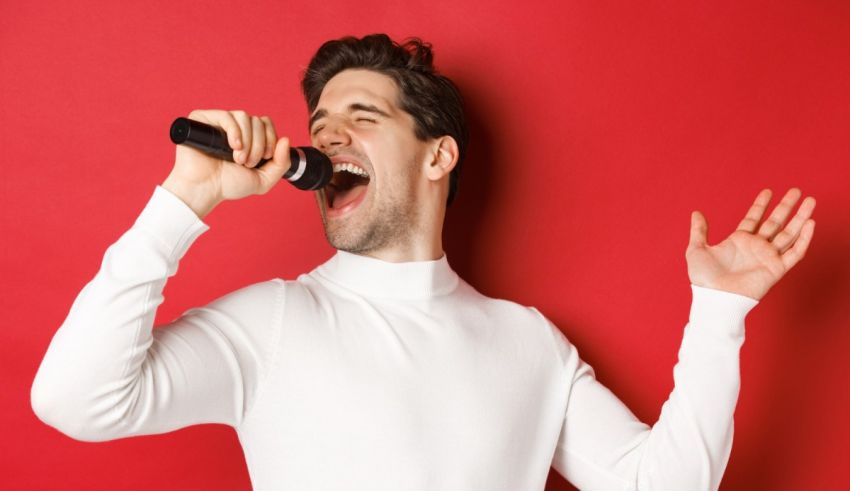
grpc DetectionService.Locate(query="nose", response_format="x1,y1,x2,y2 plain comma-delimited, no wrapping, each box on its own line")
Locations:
315,116,352,151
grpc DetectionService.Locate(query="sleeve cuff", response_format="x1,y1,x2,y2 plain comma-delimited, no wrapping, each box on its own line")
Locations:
131,185,210,262
688,284,760,337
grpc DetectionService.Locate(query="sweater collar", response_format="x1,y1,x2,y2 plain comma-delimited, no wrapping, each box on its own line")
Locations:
313,250,460,299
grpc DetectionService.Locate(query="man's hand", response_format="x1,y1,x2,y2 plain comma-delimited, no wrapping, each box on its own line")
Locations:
162,109,292,218
686,188,816,301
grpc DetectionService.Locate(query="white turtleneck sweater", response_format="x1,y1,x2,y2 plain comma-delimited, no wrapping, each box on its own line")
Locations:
31,186,759,491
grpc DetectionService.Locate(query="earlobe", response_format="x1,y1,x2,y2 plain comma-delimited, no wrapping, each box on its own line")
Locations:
425,137,459,181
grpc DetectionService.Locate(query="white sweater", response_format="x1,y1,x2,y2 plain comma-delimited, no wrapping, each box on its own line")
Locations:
31,186,759,491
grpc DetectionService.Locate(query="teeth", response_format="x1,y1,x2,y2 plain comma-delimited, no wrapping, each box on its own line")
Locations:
332,162,370,178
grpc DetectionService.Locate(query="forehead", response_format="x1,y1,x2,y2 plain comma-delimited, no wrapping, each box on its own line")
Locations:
317,69,400,109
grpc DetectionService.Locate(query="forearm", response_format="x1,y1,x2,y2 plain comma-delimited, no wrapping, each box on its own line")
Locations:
635,285,758,489
552,285,758,490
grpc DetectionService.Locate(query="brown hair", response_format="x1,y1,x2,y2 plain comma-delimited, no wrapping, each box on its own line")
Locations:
301,33,468,206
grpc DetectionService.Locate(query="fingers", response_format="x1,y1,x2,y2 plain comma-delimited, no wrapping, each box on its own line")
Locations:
246,116,266,167
781,219,815,271
231,111,253,165
772,196,817,253
234,113,277,168
190,110,280,169
688,210,708,249
736,189,773,233
272,136,291,175
254,137,291,194
261,116,276,160
184,109,288,196
757,188,802,240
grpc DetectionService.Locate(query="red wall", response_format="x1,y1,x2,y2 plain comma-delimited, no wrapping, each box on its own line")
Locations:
3,1,848,489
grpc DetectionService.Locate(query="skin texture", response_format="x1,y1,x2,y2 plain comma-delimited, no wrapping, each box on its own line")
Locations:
687,188,816,300
309,70,424,256
161,70,815,296
308,69,459,262
162,110,291,218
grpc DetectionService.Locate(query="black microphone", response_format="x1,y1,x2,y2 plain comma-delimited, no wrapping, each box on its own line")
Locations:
169,117,332,191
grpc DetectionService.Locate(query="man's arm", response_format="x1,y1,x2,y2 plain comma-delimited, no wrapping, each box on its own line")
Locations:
549,188,816,489
549,285,757,489
30,186,283,440
30,110,292,440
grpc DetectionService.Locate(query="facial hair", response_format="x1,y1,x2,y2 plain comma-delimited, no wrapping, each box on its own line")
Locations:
320,159,419,255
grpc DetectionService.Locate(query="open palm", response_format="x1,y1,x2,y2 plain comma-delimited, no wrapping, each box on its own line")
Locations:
686,188,816,301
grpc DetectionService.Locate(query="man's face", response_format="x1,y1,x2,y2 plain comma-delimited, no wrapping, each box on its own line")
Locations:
310,69,429,255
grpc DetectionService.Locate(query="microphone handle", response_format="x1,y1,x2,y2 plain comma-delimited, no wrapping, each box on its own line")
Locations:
169,117,332,191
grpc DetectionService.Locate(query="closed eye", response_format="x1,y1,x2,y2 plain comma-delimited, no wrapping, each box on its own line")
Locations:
310,117,377,136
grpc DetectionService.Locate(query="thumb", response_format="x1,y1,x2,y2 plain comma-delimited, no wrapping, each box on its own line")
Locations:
689,210,708,249
255,137,291,192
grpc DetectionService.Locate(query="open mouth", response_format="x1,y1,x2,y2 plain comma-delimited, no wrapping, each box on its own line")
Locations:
324,162,371,213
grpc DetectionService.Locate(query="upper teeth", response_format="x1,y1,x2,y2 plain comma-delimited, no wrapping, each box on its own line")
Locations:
333,162,369,178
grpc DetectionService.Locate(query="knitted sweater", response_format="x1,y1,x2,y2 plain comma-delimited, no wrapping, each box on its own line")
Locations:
32,185,759,490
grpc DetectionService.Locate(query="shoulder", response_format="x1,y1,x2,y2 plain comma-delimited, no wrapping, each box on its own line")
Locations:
457,280,576,362
455,280,555,333
212,277,330,320
171,280,288,343
192,279,286,318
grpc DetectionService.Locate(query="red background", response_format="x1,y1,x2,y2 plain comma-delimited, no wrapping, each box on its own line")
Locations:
2,1,848,489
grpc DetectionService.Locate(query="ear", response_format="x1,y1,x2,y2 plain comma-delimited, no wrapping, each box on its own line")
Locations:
424,136,459,182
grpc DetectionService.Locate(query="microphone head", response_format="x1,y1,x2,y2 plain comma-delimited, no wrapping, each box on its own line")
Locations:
286,147,333,190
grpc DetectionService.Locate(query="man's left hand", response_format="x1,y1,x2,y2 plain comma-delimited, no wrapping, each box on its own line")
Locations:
686,188,816,301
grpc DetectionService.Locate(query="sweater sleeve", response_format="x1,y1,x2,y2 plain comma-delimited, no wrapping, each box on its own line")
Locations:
30,186,284,442
548,285,759,490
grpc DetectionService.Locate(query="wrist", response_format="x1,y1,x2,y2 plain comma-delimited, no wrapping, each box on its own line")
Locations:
161,174,222,219
689,284,759,333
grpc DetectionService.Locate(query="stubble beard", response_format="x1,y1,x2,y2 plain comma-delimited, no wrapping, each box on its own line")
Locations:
321,187,418,255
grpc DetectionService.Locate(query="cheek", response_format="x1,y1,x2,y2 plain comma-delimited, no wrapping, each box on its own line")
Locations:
358,128,423,187
362,136,406,173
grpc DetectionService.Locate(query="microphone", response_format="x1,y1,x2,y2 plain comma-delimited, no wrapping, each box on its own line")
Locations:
169,117,332,191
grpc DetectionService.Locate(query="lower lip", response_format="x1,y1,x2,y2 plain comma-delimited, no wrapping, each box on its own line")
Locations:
326,186,369,218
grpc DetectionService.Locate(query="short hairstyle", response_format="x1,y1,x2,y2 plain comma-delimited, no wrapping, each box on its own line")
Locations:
301,33,469,206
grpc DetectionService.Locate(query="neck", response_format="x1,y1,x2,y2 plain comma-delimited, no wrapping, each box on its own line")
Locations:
330,185,449,262
356,197,446,262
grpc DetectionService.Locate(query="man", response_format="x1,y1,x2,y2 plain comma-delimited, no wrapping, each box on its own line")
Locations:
31,34,816,490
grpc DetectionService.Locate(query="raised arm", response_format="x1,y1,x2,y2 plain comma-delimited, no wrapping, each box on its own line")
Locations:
30,186,284,440
550,188,816,489
31,110,292,441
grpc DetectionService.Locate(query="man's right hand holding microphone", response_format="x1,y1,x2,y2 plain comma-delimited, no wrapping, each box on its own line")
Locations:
163,110,292,219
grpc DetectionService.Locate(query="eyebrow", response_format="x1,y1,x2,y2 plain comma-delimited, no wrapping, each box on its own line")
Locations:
309,102,391,130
